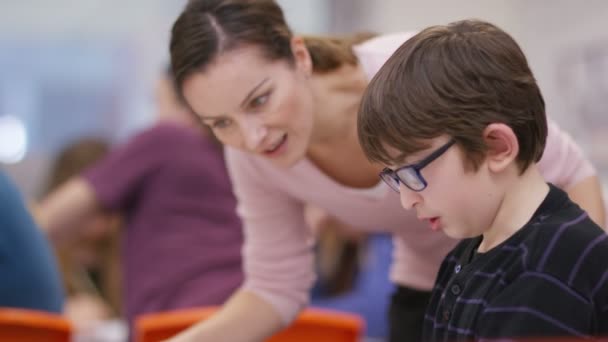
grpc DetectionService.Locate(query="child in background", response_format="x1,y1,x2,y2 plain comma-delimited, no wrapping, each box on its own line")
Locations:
35,68,244,335
40,137,122,332
358,19,608,340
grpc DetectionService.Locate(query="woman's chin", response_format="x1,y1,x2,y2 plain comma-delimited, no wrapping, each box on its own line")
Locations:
265,137,307,168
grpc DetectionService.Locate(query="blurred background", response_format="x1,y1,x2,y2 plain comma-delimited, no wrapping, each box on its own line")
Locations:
1,0,607,198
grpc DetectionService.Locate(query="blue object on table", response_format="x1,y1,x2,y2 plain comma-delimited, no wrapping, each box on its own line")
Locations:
311,233,395,339
0,171,64,312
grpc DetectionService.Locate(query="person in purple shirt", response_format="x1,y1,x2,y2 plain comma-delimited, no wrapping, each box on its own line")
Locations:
34,69,244,330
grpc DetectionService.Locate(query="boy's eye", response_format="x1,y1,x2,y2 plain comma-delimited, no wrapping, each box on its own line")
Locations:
212,118,232,129
250,93,269,108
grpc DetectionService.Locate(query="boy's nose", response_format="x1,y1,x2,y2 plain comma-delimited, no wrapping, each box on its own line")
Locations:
399,183,422,210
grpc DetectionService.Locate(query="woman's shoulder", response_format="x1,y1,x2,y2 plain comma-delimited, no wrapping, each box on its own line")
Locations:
353,32,417,54
353,31,418,80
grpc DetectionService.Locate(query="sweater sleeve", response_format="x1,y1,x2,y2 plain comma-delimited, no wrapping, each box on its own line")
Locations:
353,31,418,81
224,147,316,325
83,124,177,210
537,118,596,189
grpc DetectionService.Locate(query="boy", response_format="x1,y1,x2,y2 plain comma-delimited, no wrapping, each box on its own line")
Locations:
357,19,608,341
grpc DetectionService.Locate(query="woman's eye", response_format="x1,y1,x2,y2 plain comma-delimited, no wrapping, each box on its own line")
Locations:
212,119,232,129
250,93,269,108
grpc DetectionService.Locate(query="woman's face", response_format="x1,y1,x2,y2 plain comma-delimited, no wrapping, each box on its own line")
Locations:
182,38,315,168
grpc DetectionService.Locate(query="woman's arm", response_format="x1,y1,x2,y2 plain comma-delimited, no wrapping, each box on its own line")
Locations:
34,177,101,244
169,290,283,342
168,147,317,341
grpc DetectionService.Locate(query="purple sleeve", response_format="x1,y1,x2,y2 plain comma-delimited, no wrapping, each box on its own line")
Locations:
82,125,174,210
354,32,418,81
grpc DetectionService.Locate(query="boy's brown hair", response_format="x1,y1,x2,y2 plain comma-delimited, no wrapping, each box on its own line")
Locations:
358,19,547,172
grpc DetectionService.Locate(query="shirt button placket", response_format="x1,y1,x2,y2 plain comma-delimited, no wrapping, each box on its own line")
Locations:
442,309,451,322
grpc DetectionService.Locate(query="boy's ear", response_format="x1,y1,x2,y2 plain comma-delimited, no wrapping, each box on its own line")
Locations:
482,123,519,173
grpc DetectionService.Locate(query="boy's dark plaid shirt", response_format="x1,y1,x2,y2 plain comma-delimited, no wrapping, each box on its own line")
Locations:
422,184,608,341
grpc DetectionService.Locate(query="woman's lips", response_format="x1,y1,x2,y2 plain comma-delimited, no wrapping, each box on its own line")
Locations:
263,134,287,156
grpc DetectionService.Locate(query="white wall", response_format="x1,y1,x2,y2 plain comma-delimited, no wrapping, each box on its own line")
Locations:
353,0,518,35
0,1,185,37
0,0,188,197
278,0,330,33
0,0,187,98
515,0,608,138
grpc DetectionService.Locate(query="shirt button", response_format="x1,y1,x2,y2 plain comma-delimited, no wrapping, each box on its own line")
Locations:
451,284,461,295
442,309,451,322
454,265,462,273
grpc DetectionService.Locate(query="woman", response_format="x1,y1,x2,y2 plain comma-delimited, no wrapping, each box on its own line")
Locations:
168,1,605,341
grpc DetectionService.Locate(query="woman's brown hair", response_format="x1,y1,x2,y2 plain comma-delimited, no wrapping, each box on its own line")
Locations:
170,0,376,96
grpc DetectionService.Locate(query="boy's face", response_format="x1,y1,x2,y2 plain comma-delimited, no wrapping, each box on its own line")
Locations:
388,136,502,239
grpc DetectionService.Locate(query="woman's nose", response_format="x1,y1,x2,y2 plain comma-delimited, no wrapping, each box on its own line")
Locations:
242,117,268,151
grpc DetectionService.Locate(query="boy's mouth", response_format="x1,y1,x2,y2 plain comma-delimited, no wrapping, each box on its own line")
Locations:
428,217,441,231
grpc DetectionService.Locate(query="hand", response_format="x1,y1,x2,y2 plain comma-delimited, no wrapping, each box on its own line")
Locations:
65,293,112,333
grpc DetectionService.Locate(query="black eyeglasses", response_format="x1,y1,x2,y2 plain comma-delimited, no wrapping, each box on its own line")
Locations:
380,139,456,193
